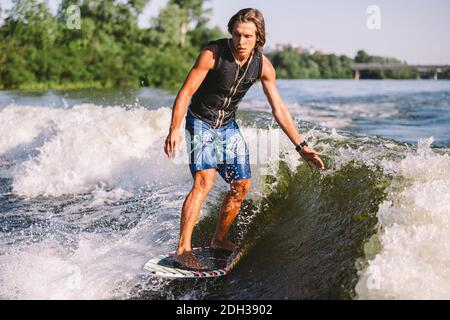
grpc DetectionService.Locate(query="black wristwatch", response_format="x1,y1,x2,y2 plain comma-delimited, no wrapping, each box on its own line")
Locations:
295,140,308,152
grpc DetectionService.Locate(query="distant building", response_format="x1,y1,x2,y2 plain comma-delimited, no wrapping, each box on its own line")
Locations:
266,42,325,55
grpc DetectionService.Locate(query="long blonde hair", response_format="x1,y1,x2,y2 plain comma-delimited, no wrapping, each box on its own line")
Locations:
227,8,266,52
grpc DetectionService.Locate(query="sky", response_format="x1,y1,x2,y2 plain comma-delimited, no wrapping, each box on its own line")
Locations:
1,0,449,64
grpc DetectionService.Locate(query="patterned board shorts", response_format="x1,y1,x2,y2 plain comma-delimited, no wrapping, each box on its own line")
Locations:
185,110,251,183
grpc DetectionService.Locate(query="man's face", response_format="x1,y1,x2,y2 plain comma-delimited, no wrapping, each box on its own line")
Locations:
231,21,257,57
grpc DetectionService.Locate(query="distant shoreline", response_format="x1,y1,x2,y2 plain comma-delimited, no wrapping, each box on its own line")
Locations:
2,78,450,93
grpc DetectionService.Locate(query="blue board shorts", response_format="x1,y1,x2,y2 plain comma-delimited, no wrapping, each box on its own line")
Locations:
185,110,251,183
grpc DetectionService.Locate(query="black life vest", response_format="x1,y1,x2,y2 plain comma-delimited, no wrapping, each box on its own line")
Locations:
188,38,263,128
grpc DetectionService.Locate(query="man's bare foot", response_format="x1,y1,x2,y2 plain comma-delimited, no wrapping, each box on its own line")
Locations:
210,238,237,252
173,251,209,271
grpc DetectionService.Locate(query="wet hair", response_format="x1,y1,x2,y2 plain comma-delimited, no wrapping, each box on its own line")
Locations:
227,8,266,52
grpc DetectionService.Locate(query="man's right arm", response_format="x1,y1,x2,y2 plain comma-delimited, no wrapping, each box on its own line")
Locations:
164,45,217,159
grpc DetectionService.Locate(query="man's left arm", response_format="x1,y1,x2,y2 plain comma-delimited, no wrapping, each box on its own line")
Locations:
260,55,325,170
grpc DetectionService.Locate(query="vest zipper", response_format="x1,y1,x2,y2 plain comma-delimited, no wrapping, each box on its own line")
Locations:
213,54,240,128
213,40,254,128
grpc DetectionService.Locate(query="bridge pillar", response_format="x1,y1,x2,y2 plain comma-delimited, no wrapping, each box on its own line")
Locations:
416,73,421,80
433,70,438,80
354,70,360,80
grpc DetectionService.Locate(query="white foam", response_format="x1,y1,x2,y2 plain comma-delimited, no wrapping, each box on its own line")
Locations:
0,103,300,299
0,231,170,300
356,138,450,299
2,104,191,197
240,101,398,129
91,185,133,205
9,102,443,299
0,105,62,156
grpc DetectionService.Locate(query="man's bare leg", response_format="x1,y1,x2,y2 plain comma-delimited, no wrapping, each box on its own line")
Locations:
174,169,216,270
211,179,251,252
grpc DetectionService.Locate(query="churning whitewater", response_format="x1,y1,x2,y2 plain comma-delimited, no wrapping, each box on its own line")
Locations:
1,81,449,299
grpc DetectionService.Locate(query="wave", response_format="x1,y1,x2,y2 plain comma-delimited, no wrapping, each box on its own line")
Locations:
356,138,450,299
133,132,450,299
240,100,399,129
0,104,191,197
1,103,449,299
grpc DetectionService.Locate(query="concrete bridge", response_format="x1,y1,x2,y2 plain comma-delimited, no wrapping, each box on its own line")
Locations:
351,63,450,80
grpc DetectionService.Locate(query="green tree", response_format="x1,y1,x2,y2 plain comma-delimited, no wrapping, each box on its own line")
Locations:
355,50,370,63
188,25,226,49
170,0,208,25
2,0,424,91
0,0,59,88
149,3,188,48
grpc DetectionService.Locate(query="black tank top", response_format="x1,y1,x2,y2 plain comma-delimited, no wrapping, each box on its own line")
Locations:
188,38,263,128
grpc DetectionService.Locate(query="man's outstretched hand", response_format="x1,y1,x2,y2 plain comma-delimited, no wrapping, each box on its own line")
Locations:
164,128,182,160
298,146,325,171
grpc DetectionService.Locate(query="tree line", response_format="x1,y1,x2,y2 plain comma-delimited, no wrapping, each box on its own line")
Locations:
268,47,449,80
0,0,446,92
0,0,225,91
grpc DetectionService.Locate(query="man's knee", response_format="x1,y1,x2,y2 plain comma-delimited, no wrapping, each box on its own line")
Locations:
230,179,251,200
193,169,216,193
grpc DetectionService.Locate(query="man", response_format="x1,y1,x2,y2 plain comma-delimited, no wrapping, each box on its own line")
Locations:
164,8,324,270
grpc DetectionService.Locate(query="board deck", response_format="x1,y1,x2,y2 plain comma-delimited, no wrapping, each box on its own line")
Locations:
143,247,243,278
